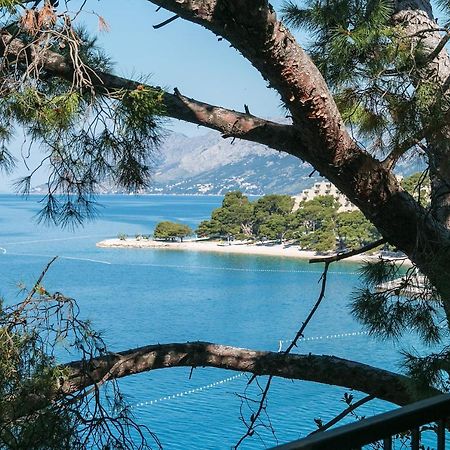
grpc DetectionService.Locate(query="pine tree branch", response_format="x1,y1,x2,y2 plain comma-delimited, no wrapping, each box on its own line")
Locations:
381,113,450,171
9,256,58,329
420,30,450,68
63,341,439,406
309,239,386,264
309,394,375,435
0,30,300,152
153,14,179,29
382,136,426,171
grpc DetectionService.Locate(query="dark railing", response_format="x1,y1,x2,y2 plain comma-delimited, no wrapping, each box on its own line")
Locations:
271,394,450,450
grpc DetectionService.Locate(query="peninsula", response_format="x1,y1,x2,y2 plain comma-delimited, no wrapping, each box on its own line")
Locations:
96,238,396,264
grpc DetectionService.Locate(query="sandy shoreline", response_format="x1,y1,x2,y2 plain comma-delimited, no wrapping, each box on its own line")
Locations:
96,238,403,264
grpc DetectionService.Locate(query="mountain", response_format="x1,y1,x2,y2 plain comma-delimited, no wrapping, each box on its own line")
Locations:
146,131,424,195
147,131,321,195
30,130,426,196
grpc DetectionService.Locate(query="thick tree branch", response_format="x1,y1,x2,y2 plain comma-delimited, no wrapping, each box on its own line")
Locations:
62,341,438,407
0,31,298,152
144,0,450,318
422,30,450,67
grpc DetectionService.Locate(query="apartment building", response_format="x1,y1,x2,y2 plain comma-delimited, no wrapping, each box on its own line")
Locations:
292,180,358,213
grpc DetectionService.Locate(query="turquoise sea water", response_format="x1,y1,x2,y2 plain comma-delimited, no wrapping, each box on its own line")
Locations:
0,194,424,449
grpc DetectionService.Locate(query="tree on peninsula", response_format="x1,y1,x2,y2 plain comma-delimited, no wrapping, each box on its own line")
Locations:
196,191,254,240
154,221,192,241
2,0,450,447
253,194,294,242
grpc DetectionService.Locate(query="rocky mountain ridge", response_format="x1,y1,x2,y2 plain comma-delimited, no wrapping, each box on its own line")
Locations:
31,130,425,196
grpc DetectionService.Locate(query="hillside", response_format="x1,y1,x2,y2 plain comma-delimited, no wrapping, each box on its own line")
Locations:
31,130,425,196
146,131,319,195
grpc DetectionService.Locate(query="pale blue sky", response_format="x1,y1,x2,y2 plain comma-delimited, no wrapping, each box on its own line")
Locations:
1,0,293,192
90,0,286,128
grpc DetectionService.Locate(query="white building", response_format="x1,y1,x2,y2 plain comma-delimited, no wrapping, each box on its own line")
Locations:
292,181,358,213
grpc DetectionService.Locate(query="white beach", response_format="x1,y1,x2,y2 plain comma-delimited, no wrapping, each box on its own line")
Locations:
96,238,400,263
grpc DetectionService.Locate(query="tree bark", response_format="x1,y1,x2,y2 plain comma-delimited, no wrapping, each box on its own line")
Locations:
144,1,450,310
393,1,450,227
62,341,439,406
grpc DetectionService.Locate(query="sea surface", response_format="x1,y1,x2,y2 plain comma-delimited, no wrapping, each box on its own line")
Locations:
0,194,426,449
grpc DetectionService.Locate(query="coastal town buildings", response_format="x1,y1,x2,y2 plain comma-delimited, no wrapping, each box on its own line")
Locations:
292,180,358,213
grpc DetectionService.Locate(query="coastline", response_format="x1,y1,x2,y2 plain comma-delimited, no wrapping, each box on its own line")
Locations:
96,238,410,264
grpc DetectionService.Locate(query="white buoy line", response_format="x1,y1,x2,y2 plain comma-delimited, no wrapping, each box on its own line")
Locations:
0,250,358,275
129,373,245,411
114,262,358,275
0,250,112,265
130,330,371,411
0,235,107,246
277,331,370,351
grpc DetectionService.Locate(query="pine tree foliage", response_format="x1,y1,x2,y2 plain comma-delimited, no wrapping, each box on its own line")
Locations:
0,259,159,449
351,258,447,387
282,0,450,157
0,2,165,227
284,0,450,391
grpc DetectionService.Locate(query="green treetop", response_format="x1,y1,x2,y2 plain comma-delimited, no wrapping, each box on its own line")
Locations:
293,195,339,251
253,194,294,242
154,221,192,242
196,191,254,240
258,214,291,243
336,210,380,249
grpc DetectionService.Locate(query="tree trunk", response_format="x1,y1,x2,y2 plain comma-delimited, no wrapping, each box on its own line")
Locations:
393,1,450,228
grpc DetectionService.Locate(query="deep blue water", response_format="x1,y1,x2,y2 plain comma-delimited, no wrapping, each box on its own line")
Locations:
0,194,425,449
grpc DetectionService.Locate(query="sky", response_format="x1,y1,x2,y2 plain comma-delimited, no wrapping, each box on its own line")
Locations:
0,1,447,192
1,0,292,191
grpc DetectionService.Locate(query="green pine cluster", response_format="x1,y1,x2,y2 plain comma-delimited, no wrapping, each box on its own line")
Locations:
0,3,165,227
196,191,379,252
351,258,446,392
282,0,450,155
154,221,193,242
